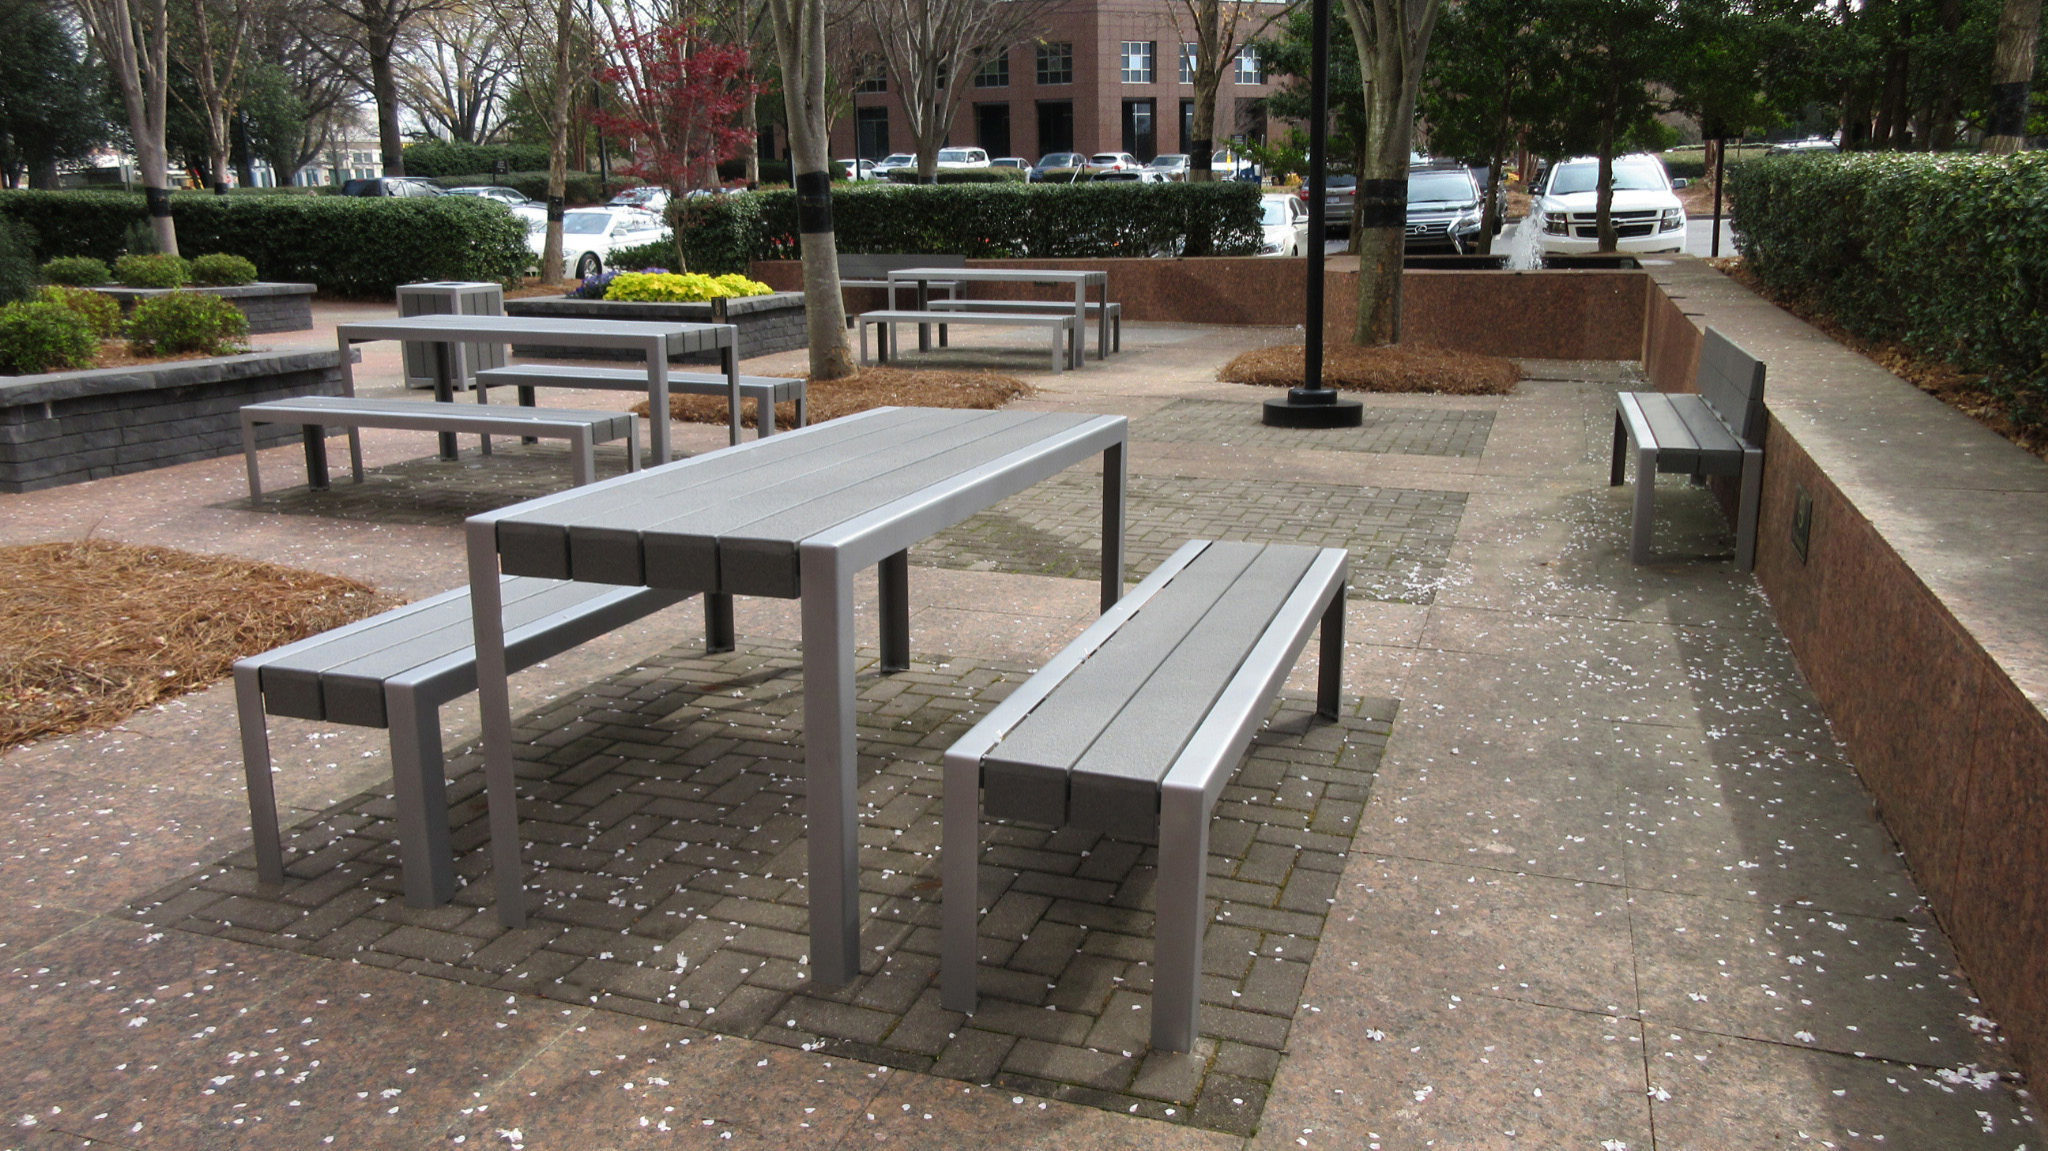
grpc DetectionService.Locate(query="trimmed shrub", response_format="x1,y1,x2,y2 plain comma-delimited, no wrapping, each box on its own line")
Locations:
883,168,1026,184
188,252,259,286
0,216,35,304
589,242,678,278
665,181,1260,274
602,271,773,302
41,256,111,286
0,191,530,295
37,285,121,338
403,141,552,178
0,300,98,374
1730,151,2048,414
114,252,190,288
126,290,249,356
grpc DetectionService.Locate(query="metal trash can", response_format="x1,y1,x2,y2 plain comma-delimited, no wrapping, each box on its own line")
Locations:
396,281,507,390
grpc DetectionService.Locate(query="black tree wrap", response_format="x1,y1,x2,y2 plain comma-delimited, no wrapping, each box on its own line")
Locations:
795,170,834,234
144,187,172,218
1358,179,1406,229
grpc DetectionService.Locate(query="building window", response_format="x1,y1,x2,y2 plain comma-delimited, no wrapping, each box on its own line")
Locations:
857,60,887,93
975,52,1009,87
1036,42,1072,85
1181,43,1198,85
1235,45,1263,85
1121,41,1154,84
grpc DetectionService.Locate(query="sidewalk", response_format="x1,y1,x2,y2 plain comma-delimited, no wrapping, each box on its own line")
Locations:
0,301,2036,1149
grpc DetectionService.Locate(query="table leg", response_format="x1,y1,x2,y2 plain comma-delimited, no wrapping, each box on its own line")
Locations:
433,342,460,461
722,340,742,448
648,342,675,464
1101,440,1126,610
879,549,910,672
1093,280,1109,361
302,425,330,490
917,278,932,352
1074,281,1088,368
466,531,528,929
336,332,364,478
705,593,736,653
801,543,862,985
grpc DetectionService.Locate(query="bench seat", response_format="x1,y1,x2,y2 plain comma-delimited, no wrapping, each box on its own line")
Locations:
943,539,1348,1051
474,364,808,440
858,309,1077,372
241,395,637,500
235,576,721,907
1609,327,1767,569
927,298,1122,356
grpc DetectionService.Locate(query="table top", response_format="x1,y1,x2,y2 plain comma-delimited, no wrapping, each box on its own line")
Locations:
336,312,735,352
887,267,1107,286
476,407,1126,598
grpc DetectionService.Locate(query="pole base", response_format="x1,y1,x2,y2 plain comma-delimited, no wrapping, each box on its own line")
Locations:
1262,395,1364,429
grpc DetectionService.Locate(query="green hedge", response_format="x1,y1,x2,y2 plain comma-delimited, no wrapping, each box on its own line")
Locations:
403,141,552,178
1656,145,1771,182
0,190,529,295
883,168,1026,184
668,182,1261,273
1730,151,2048,410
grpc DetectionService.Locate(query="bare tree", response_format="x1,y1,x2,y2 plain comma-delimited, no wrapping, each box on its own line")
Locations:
500,0,590,281
397,2,520,143
767,0,854,378
314,0,458,175
172,0,254,192
1175,0,1296,181
74,0,179,252
1987,0,2041,153
859,0,1053,179
1339,0,1437,345
244,0,357,181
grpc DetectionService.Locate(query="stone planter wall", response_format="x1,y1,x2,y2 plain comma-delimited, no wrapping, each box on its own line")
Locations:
502,293,807,363
0,348,348,492
98,282,318,334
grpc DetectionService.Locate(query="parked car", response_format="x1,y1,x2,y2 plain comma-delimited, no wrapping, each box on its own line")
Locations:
835,158,879,181
1090,169,1164,183
989,156,1029,171
607,185,672,214
528,206,669,280
1257,193,1308,257
1530,153,1687,256
445,185,536,206
1302,173,1357,234
1085,152,1140,174
339,176,443,197
873,153,917,177
1030,152,1088,182
1402,165,1488,253
1147,153,1190,181
1211,149,1260,182
936,147,991,168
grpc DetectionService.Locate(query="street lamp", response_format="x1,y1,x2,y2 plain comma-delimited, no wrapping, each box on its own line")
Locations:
1262,0,1362,428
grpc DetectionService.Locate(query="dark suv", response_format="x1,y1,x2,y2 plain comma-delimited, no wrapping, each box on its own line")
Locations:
339,177,444,197
1304,167,1487,250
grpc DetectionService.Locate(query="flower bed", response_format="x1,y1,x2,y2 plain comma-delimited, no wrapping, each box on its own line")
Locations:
95,282,317,334
0,347,348,492
501,291,806,363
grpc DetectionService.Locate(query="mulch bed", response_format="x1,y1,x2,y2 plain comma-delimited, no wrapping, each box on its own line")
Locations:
0,540,401,750
1709,258,2046,461
1220,343,1522,395
636,365,1037,428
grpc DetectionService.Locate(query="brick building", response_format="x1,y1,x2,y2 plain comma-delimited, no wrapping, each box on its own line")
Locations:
828,0,1284,163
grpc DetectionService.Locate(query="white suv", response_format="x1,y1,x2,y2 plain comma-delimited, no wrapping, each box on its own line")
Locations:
1532,154,1687,256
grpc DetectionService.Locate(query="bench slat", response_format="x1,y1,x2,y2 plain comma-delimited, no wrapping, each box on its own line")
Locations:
246,396,634,433
1667,396,1747,474
859,310,1071,325
1634,393,1705,472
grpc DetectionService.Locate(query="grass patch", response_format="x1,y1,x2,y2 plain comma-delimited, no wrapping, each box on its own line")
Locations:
1221,343,1521,395
0,540,400,750
639,365,1037,428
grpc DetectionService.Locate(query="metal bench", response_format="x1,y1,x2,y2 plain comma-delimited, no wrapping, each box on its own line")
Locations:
474,364,808,439
858,309,1077,373
1610,327,1767,569
240,395,638,500
926,298,1122,356
942,539,1348,1051
839,253,964,298
235,576,720,907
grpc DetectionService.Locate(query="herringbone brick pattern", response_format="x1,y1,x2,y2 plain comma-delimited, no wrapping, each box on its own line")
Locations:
132,641,1393,1135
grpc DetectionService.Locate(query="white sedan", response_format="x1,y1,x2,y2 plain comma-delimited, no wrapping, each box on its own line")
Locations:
527,207,670,280
1257,193,1308,257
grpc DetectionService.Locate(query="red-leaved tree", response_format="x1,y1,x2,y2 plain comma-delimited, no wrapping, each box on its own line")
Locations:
592,23,760,194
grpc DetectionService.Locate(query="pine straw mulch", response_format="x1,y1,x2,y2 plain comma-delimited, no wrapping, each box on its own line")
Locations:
633,365,1038,428
1709,258,2047,461
1220,343,1523,395
0,540,403,751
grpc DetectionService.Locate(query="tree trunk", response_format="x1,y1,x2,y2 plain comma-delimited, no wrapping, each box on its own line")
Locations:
1987,0,2043,153
1594,105,1616,252
1189,0,1223,182
82,0,180,252
1342,0,1438,347
369,26,405,175
540,0,576,285
768,0,854,380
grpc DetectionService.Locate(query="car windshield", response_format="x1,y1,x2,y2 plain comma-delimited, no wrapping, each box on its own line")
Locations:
1409,172,1476,203
1260,200,1293,225
562,212,615,235
1091,154,1120,163
937,149,977,161
1042,154,1077,166
1151,155,1186,167
1547,161,1667,195
882,154,912,164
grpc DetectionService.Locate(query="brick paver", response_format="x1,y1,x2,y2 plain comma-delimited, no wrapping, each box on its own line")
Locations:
1135,398,1496,457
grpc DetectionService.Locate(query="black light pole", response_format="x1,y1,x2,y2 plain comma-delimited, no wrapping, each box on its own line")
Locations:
1263,0,1362,428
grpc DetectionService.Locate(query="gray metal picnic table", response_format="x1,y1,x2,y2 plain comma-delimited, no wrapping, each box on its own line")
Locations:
464,406,1129,984
887,267,1111,366
335,312,740,467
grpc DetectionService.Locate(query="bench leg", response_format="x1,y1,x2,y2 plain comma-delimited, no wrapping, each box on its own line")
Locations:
242,417,264,502
858,318,871,366
301,425,330,490
235,666,285,887
1153,782,1209,1052
1050,325,1064,373
941,751,982,1015
1734,444,1763,571
705,593,736,653
569,430,597,487
757,391,777,438
1318,580,1346,720
1610,411,1629,486
386,686,457,907
622,415,641,473
793,389,808,430
1631,444,1658,564
879,549,910,672
516,385,538,446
